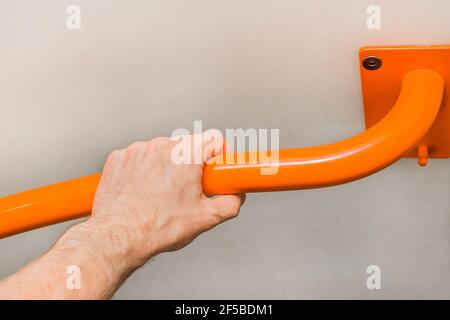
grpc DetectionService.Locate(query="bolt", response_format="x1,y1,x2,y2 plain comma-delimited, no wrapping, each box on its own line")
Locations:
363,56,382,70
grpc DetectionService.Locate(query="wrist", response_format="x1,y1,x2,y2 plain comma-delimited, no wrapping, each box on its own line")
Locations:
54,218,145,285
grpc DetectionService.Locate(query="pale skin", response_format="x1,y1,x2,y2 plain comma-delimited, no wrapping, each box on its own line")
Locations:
0,131,245,299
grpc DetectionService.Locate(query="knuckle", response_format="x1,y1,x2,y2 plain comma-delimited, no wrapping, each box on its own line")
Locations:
146,137,175,159
106,149,120,163
146,137,169,153
205,203,226,222
149,136,170,146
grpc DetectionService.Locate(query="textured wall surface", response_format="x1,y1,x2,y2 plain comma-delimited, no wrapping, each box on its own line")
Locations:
0,0,449,299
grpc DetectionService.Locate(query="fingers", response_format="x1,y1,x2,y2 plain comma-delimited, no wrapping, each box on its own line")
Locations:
170,129,225,165
199,130,244,225
206,193,246,223
201,129,225,162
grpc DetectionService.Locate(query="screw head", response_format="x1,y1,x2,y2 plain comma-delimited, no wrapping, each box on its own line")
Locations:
363,56,382,70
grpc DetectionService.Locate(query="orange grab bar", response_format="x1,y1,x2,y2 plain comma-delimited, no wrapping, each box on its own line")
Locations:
0,69,445,238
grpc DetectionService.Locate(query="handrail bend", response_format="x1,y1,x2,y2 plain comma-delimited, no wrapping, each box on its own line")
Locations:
0,69,444,238
202,70,444,194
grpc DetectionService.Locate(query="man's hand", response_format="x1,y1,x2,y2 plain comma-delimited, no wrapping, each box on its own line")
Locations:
87,130,244,267
0,131,245,299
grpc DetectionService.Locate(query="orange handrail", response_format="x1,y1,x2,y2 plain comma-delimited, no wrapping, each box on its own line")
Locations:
203,70,445,194
0,69,444,238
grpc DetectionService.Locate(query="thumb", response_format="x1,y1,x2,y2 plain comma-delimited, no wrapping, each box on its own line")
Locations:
207,194,246,222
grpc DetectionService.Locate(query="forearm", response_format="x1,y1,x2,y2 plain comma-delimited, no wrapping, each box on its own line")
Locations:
0,220,141,299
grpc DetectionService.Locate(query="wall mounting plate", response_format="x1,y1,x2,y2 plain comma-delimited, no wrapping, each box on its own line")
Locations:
360,45,450,163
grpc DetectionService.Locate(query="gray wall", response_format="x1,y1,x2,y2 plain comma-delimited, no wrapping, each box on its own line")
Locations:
0,0,449,299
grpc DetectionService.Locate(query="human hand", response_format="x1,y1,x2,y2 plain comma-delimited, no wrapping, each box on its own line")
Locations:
78,130,245,271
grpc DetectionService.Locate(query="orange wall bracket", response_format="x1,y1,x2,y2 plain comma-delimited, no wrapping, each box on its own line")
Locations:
360,46,450,165
0,45,449,239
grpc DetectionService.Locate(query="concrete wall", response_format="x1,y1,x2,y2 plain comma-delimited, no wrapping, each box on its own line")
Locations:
0,0,449,298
